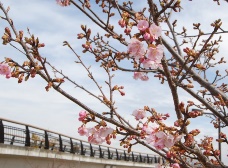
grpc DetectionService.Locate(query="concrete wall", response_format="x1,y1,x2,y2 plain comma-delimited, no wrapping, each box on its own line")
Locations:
0,144,156,168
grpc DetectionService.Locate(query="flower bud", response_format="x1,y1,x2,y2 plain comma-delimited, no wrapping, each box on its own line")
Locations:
214,150,220,156
118,19,125,28
81,25,86,30
5,27,11,37
100,120,107,127
179,102,185,114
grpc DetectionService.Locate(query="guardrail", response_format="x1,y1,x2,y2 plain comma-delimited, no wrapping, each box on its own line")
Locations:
0,118,164,164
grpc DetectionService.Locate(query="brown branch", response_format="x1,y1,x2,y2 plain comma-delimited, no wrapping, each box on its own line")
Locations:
156,0,176,18
180,84,228,126
161,58,182,120
162,38,228,111
184,31,228,38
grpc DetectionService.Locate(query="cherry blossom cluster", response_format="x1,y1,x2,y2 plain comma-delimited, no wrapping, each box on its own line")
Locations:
132,108,182,167
77,110,114,145
144,128,182,150
132,109,146,120
0,63,11,78
133,108,182,151
118,11,131,35
56,0,70,6
126,20,163,81
133,72,149,81
133,108,170,121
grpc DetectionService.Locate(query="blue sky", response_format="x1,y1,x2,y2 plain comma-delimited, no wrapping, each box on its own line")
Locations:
0,0,227,164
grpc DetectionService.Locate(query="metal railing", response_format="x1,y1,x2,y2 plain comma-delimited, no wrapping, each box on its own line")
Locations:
0,117,164,164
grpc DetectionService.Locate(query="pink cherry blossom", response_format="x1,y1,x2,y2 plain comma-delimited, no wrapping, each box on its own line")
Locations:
153,62,163,69
127,38,145,60
56,0,70,6
85,127,114,145
146,133,157,144
133,72,149,81
164,134,175,148
88,127,98,135
157,131,181,149
142,59,162,69
78,126,88,136
142,59,155,69
140,75,149,81
154,138,165,150
156,131,166,139
88,134,105,145
133,72,143,80
132,109,146,120
143,32,151,41
137,20,149,31
142,125,155,134
172,163,180,168
0,63,11,79
78,110,87,121
124,27,131,35
146,131,178,150
99,127,114,137
149,23,162,39
147,44,164,63
156,131,176,148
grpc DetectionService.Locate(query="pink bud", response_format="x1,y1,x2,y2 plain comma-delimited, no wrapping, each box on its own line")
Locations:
118,19,125,28
165,113,170,117
124,27,131,35
174,121,179,127
120,91,125,96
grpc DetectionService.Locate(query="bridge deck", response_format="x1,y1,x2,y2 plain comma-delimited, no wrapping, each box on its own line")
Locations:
0,118,164,167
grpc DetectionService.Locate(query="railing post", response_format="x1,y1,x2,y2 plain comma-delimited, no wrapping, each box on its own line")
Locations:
90,144,94,157
10,136,15,145
25,126,30,147
44,131,49,149
124,150,127,161
99,145,103,158
0,120,4,143
154,156,158,163
59,135,63,152
162,157,165,164
70,138,75,154
147,154,149,163
139,154,142,162
131,152,134,162
115,149,119,160
80,141,85,155
108,147,112,159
